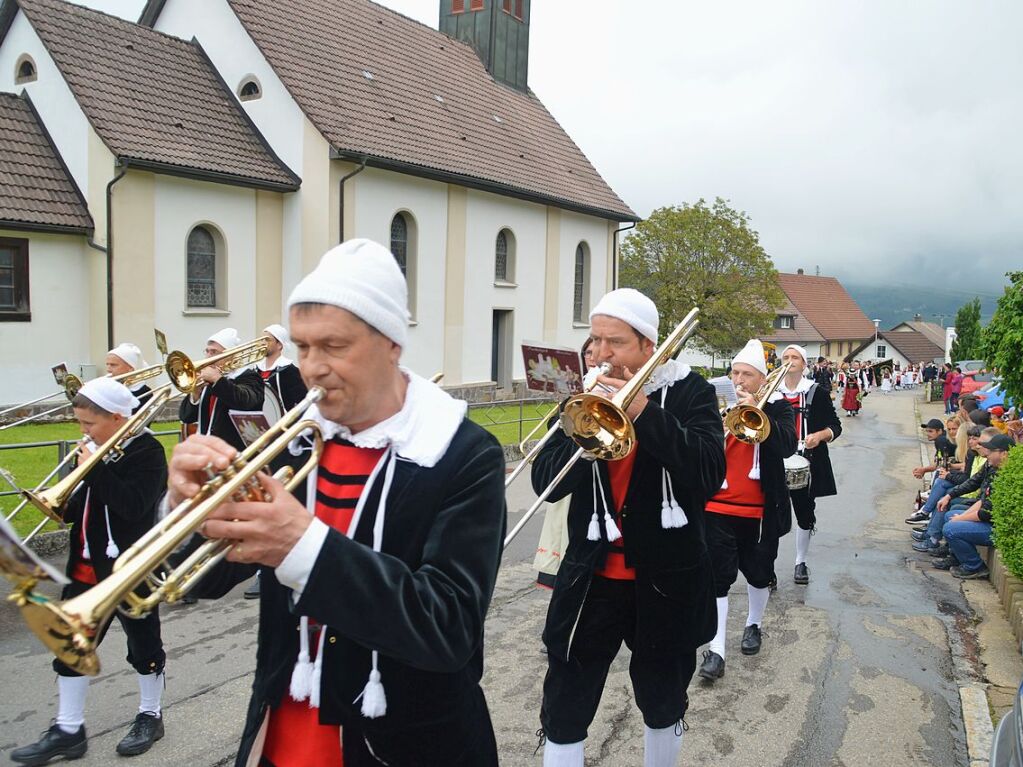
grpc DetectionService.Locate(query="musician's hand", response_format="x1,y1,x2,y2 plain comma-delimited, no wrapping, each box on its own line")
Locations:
804,432,822,450
200,366,223,385
167,434,237,507
78,440,94,460
597,368,648,420
736,386,758,408
203,473,310,568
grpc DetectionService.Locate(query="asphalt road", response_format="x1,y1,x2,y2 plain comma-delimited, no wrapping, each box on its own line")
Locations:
0,390,974,766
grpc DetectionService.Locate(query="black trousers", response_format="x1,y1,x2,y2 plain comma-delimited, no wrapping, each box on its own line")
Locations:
54,579,165,677
791,487,816,531
705,512,775,597
541,575,694,744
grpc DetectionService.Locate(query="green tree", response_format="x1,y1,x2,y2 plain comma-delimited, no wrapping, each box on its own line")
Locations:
950,297,982,361
991,445,1023,579
618,199,784,352
981,271,1023,406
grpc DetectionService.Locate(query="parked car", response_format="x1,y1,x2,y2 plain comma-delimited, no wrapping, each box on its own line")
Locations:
961,369,996,396
989,678,1022,766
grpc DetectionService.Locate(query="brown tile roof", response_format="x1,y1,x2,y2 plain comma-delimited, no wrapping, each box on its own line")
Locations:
222,0,637,221
12,0,298,190
776,272,877,341
0,92,92,232
891,320,946,348
763,294,825,345
879,329,944,365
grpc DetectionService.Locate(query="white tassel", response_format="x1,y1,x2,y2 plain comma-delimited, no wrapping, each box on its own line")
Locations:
309,628,326,709
104,506,119,558
604,513,622,542
670,503,688,528
289,617,313,702
721,478,729,490
661,500,673,529
748,443,761,480
359,655,387,718
662,470,689,529
587,512,600,541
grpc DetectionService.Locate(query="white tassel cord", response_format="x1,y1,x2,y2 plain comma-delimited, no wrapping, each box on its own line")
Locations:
587,464,601,541
748,442,761,480
289,469,319,703
81,489,92,560
592,464,621,542
309,628,326,709
103,506,119,558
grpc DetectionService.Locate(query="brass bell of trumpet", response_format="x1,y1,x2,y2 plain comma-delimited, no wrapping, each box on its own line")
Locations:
165,337,270,395
722,362,791,444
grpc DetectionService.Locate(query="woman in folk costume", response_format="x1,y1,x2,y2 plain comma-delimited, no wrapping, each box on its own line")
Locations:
533,289,725,767
105,342,152,411
11,378,169,765
774,345,841,585
698,339,796,683
164,240,506,766
841,368,862,416
881,370,894,394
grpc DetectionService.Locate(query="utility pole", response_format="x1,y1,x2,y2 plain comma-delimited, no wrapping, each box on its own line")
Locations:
933,313,950,328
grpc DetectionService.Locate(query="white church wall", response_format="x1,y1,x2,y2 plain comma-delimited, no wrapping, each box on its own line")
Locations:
0,230,93,405
152,176,259,357
557,211,612,350
0,11,91,195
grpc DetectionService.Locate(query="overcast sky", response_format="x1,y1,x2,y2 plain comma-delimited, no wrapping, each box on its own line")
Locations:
74,1,1023,292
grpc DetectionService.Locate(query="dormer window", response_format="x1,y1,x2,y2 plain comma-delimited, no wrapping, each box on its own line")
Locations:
773,315,794,330
15,55,37,85
238,77,261,102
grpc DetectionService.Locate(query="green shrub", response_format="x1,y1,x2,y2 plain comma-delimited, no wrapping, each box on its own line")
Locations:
992,446,1023,579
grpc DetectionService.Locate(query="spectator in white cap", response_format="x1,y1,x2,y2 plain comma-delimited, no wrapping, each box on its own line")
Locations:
106,343,152,409
772,344,841,587
698,338,796,684
163,239,506,766
533,287,725,767
10,377,170,764
177,327,264,453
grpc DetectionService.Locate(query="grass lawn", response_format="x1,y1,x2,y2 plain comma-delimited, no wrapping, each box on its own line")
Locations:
467,400,556,447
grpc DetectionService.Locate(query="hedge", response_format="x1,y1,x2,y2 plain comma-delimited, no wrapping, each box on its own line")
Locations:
992,446,1023,579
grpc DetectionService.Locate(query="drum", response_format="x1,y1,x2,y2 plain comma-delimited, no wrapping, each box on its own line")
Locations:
783,454,811,490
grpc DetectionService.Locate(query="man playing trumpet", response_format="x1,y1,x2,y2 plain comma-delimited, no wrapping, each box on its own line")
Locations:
533,288,725,767
165,240,506,766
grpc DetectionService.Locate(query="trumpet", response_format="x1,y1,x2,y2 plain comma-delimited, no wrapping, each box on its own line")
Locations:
504,309,700,548
9,386,325,676
722,363,791,444
165,338,269,395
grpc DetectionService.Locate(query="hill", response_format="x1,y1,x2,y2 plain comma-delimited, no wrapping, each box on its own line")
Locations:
843,281,1000,330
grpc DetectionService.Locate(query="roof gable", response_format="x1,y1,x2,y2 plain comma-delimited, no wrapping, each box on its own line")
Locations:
879,329,944,364
216,0,636,221
0,91,92,232
890,320,946,348
777,272,876,341
763,295,825,344
13,0,299,190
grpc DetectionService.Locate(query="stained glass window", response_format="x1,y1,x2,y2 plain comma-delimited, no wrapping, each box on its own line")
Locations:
186,226,216,307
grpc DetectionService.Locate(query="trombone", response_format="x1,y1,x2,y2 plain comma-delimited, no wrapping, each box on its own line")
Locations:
9,386,325,676
722,362,791,444
504,309,700,548
165,337,269,395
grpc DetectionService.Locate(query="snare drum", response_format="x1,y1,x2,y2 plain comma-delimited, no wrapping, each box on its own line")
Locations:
783,454,811,490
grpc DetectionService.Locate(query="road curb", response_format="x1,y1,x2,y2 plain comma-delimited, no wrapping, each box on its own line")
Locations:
960,683,994,765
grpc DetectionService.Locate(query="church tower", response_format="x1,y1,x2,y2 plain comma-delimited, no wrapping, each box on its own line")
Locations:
439,0,530,92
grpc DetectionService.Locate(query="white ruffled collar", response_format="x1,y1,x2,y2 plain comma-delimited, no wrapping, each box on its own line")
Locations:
778,376,814,395
258,355,294,372
643,359,691,395
301,368,466,468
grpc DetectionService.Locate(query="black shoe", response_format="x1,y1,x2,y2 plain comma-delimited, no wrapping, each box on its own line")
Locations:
932,556,956,570
912,539,938,553
11,723,87,765
929,544,949,558
905,510,929,524
794,563,809,584
116,712,164,756
243,574,261,600
912,524,928,533
950,565,990,580
698,650,725,681
768,574,778,592
741,624,762,655
911,530,928,541
181,594,198,605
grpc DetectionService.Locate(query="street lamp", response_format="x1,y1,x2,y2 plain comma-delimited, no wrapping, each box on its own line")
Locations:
872,319,881,359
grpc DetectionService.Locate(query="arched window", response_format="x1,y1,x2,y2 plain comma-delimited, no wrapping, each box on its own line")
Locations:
494,228,515,283
573,242,590,323
186,225,218,308
238,77,261,102
15,55,36,85
390,212,417,318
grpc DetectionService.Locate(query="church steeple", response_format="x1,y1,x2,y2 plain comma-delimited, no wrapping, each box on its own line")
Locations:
439,0,530,91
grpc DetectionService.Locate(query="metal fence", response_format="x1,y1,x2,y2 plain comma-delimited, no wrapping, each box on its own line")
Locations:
467,397,557,446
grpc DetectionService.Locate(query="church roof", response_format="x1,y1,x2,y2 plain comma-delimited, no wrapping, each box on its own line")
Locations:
776,272,877,341
0,92,93,232
7,0,299,191
219,0,637,221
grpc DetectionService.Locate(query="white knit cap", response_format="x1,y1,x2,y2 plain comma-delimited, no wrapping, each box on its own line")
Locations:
263,323,290,345
287,239,409,347
78,377,138,417
732,339,768,376
589,288,658,343
107,342,144,370
781,344,808,366
207,327,242,350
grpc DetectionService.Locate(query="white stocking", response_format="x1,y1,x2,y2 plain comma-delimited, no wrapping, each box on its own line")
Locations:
543,739,584,767
56,675,89,734
137,672,164,715
746,585,770,627
644,724,683,767
795,527,811,565
709,596,728,657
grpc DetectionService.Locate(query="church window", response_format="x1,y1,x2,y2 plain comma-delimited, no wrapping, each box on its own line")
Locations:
238,77,261,102
573,242,590,323
186,225,219,308
15,55,36,85
495,228,516,284
390,212,418,319
0,237,30,321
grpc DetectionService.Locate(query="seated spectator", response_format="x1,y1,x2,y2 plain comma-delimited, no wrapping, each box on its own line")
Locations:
912,424,986,552
959,395,979,419
969,408,992,429
936,433,1017,579
906,419,958,524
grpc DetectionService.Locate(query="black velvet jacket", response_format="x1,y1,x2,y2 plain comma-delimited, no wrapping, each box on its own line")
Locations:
262,362,308,411
178,369,264,451
792,383,843,498
63,433,168,581
532,373,726,661
749,398,798,539
189,419,506,767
